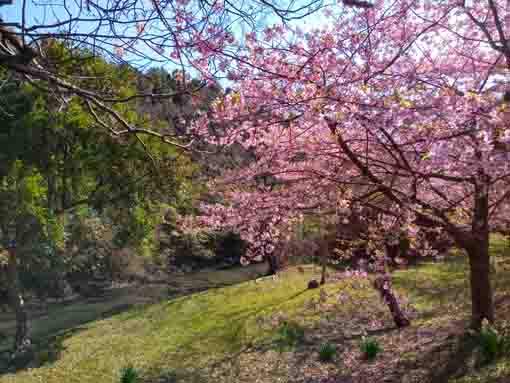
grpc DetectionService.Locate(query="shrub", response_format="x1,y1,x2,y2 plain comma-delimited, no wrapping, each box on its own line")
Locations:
475,319,510,364
215,231,247,265
318,342,337,362
120,365,138,383
64,214,114,279
276,321,305,350
19,240,69,301
360,336,381,361
109,248,150,280
161,229,216,268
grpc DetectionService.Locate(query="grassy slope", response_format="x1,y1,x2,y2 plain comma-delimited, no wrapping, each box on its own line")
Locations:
1,264,349,383
1,237,509,383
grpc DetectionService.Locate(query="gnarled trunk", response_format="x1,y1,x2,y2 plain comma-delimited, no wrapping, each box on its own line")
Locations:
320,258,327,285
374,274,410,328
6,248,29,352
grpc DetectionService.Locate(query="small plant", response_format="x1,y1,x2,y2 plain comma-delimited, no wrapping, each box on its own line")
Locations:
120,365,138,383
276,321,305,350
474,318,509,364
318,342,337,362
360,336,381,361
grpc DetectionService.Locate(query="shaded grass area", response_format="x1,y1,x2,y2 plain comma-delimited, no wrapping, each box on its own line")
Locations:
0,284,170,355
0,237,509,383
389,235,510,383
394,234,510,317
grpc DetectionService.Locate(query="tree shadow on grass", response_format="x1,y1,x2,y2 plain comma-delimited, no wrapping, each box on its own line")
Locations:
140,289,312,380
416,296,510,383
409,332,479,383
2,271,310,380
0,325,85,375
0,297,141,375
165,289,310,355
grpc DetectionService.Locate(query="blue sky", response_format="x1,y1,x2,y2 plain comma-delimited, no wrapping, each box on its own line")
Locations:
0,0,336,76
0,0,333,35
1,0,60,27
0,1,21,21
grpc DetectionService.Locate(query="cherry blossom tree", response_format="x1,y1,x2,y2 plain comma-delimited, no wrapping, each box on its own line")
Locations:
193,0,510,328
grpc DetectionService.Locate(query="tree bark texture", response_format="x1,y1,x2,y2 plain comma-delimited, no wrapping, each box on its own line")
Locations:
373,274,410,328
6,248,30,352
467,178,494,328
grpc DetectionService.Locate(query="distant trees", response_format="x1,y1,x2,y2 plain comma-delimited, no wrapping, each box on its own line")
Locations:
0,48,202,353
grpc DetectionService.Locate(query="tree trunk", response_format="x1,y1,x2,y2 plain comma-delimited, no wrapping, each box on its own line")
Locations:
467,175,494,328
467,243,493,328
6,248,30,352
266,254,279,275
399,234,410,259
62,143,72,211
320,258,327,285
385,241,399,267
320,240,328,285
374,274,410,328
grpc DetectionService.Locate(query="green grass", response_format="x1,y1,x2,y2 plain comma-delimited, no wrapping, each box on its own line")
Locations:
0,265,357,383
390,235,510,382
0,236,509,383
392,234,510,326
0,284,169,353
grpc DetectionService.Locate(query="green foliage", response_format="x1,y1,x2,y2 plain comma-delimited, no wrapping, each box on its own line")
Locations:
112,204,158,257
0,46,207,291
474,319,510,365
119,365,138,383
159,225,247,271
318,342,337,362
0,161,50,229
276,321,305,350
19,239,68,299
360,336,381,361
0,161,67,297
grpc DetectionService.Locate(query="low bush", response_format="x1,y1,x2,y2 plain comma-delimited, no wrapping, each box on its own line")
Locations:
474,319,510,365
360,336,381,361
276,321,305,350
318,342,337,362
120,365,138,383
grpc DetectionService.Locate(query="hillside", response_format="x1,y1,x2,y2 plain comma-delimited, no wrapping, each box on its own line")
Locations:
0,239,509,383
